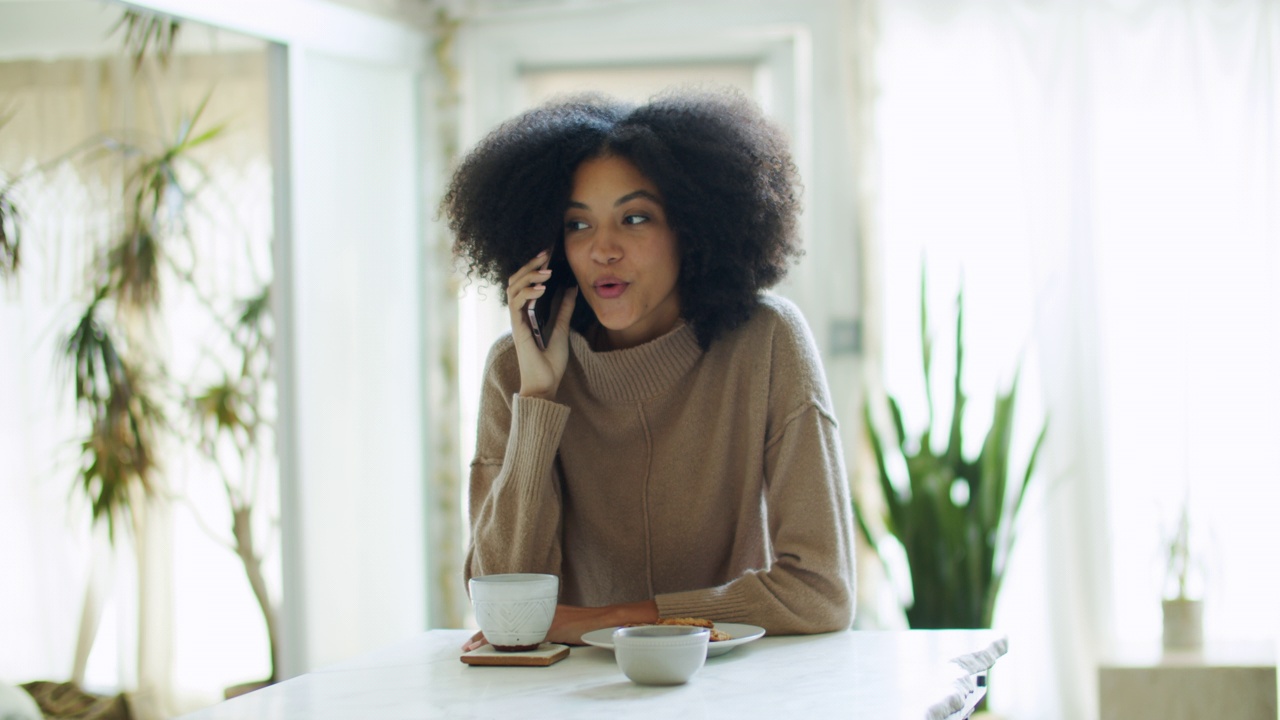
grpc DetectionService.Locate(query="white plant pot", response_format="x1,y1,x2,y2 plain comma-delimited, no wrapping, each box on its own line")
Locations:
1162,598,1204,651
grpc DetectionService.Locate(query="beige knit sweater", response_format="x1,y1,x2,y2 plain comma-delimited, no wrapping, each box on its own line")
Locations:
465,294,855,634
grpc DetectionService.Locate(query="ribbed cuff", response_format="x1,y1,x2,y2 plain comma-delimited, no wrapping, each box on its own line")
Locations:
507,394,571,501
655,585,753,624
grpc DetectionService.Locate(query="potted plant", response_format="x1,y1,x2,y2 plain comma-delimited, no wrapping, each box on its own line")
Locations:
1161,496,1204,651
857,268,1048,629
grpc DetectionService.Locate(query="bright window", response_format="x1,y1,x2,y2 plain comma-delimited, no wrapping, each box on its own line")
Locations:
876,1,1280,715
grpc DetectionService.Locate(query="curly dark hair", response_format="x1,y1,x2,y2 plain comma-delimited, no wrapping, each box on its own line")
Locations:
442,87,803,349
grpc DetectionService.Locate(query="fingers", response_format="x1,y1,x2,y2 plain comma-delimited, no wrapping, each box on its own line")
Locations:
510,282,548,317
461,630,487,652
511,249,550,284
506,250,550,300
508,270,559,320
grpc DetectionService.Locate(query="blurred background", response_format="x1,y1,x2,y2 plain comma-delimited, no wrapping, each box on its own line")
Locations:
1,1,1276,718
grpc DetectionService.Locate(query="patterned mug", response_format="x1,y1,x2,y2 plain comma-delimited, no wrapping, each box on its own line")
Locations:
469,573,559,651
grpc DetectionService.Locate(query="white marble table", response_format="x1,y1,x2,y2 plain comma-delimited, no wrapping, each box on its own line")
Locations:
180,629,1007,720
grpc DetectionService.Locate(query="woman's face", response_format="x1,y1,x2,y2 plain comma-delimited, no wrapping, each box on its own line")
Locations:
564,154,682,350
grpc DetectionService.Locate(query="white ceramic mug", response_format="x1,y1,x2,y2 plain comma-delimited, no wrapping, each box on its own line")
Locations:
468,573,559,651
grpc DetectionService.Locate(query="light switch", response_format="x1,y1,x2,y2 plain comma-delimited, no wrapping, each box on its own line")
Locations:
830,317,862,356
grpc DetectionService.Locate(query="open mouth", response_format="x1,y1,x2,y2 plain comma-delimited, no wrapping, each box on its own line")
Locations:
593,279,628,299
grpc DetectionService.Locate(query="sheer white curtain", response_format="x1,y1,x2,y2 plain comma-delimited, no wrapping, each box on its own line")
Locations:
874,1,1279,718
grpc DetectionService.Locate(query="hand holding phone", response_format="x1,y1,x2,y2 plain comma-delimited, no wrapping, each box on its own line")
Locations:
508,248,578,401
525,244,575,350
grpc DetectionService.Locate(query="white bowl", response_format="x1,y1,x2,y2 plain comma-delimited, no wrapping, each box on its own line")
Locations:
469,573,558,651
612,625,710,685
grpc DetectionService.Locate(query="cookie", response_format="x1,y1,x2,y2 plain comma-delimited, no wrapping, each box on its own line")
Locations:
623,616,732,641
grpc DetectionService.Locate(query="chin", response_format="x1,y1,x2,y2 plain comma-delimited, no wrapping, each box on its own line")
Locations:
590,309,633,331
597,321,634,335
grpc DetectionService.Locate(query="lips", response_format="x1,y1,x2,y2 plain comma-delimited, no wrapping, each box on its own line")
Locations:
593,277,629,299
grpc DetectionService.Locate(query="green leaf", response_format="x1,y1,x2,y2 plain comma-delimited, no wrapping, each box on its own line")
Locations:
181,122,227,153
237,285,272,333
946,288,966,467
887,394,907,453
919,259,934,431
977,375,1017,531
111,9,182,71
0,186,20,279
108,222,162,311
864,402,905,535
190,376,259,451
851,500,895,586
61,301,162,543
1012,420,1047,523
1,108,21,278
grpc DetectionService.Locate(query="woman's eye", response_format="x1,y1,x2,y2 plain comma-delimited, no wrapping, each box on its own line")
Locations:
623,214,649,225
565,219,589,232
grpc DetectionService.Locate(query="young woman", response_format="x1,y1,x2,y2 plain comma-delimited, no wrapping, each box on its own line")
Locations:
444,89,855,648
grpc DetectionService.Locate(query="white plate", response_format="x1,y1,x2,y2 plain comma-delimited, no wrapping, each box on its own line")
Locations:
580,623,765,658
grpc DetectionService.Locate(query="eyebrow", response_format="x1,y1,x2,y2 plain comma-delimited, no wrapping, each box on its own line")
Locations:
567,189,663,210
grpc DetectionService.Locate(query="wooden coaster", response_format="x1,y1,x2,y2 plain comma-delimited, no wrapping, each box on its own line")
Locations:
461,643,570,667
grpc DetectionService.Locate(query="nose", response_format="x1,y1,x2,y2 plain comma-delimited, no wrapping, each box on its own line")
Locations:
588,226,622,265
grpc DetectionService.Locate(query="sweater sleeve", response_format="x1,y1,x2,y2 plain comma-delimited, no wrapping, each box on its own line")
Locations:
464,338,572,585
654,304,857,634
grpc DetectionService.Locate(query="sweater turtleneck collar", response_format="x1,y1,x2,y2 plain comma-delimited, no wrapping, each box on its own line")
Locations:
568,321,704,401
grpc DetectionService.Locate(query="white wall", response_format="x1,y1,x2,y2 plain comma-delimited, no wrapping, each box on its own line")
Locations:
281,45,427,672
123,0,434,676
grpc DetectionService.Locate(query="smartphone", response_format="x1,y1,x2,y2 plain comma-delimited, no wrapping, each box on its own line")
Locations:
525,244,576,350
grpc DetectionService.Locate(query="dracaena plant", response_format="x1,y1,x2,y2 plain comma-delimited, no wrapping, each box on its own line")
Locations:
6,8,282,696
858,268,1047,629
65,102,280,693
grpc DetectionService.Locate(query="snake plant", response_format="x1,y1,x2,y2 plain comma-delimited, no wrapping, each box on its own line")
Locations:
858,269,1047,629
